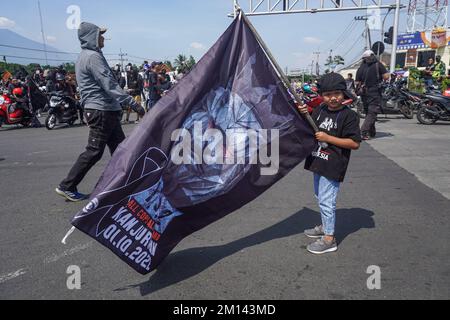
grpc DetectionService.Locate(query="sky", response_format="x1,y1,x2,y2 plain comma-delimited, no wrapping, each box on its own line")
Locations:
0,0,446,70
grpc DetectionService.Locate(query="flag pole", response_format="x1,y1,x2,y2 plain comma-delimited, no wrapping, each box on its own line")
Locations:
237,8,322,136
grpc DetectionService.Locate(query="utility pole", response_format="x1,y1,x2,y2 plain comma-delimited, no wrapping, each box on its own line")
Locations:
37,0,49,66
119,49,128,88
390,0,401,72
355,16,372,50
313,51,321,76
119,49,127,72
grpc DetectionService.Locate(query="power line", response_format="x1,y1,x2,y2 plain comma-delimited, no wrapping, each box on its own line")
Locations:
0,54,75,63
339,29,365,59
0,44,120,56
0,42,163,66
0,44,78,55
333,22,359,53
341,37,364,60
324,19,356,53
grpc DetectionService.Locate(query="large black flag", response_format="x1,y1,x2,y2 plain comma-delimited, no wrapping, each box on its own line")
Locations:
71,14,316,274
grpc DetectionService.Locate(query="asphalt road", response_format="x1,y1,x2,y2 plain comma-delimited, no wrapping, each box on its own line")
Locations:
0,116,449,300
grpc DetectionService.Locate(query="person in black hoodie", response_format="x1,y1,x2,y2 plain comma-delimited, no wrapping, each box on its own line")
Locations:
355,50,390,140
124,66,144,123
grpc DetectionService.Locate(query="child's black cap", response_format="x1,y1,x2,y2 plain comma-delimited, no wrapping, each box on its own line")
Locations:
319,72,347,93
318,72,353,100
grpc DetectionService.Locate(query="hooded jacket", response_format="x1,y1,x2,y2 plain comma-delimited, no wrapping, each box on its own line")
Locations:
76,22,139,112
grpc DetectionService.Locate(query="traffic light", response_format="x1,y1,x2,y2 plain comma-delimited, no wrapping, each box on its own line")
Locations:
384,26,394,45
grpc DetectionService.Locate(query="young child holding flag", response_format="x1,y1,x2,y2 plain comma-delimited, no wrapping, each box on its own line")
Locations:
298,73,361,255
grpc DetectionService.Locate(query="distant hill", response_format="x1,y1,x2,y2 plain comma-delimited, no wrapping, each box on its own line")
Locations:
0,29,78,65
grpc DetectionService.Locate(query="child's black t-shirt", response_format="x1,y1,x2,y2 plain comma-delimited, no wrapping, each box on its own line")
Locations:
304,105,361,182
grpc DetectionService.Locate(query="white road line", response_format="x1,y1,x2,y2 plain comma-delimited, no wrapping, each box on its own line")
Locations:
43,242,93,264
0,269,27,284
27,151,49,156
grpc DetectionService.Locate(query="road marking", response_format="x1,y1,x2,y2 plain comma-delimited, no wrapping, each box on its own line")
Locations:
44,242,93,264
0,269,27,284
0,242,93,286
27,151,49,156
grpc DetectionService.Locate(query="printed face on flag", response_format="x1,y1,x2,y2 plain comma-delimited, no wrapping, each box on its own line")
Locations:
71,14,316,275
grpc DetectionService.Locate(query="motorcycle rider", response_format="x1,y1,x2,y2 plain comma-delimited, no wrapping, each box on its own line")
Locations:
8,78,22,94
55,22,145,202
9,86,42,127
11,87,28,113
52,73,85,125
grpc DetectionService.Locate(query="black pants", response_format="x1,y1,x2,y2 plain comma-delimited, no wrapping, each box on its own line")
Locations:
59,109,125,192
361,93,382,137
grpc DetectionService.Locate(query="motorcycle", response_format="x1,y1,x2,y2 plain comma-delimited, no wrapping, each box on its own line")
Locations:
45,93,80,130
380,81,416,119
417,92,450,125
297,84,323,113
0,91,33,128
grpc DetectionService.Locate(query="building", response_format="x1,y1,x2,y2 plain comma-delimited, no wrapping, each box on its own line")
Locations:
396,28,450,72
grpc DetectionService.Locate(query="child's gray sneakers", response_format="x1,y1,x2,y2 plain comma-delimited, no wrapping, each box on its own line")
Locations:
307,238,338,255
304,226,325,239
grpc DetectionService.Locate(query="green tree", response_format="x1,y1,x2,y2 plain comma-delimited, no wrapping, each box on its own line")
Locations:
186,55,196,72
325,55,345,72
174,54,188,73
333,55,345,66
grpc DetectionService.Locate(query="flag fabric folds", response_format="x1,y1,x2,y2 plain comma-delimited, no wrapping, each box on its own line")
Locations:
71,14,317,274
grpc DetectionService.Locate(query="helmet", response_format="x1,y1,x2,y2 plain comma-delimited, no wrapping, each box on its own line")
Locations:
55,73,65,81
12,87,24,97
302,84,313,94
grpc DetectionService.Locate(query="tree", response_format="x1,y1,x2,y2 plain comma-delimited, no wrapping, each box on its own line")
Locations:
333,55,345,66
324,55,345,72
186,55,196,71
173,54,197,74
174,54,188,73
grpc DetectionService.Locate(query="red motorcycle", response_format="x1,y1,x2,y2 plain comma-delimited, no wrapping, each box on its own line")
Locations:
0,88,33,128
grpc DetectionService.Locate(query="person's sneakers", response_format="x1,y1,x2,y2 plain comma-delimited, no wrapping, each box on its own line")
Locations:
307,237,338,255
304,225,325,239
361,135,371,141
55,187,88,202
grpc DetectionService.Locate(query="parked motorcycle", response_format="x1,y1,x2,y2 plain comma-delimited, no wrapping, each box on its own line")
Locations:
417,92,450,125
380,81,416,119
45,93,80,130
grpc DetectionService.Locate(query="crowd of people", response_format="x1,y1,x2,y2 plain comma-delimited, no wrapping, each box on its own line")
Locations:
111,61,175,123
1,58,178,128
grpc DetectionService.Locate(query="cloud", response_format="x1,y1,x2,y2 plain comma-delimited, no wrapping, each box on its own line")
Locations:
190,42,206,50
0,17,16,29
46,36,57,43
303,37,323,45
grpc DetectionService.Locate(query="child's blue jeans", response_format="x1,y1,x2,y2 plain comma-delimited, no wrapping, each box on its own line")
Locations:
314,174,341,236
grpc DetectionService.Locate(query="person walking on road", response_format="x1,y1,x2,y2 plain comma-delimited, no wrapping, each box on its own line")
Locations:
56,22,145,202
356,50,390,140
